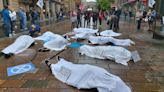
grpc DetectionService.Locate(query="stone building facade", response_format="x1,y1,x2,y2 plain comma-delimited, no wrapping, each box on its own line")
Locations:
0,0,76,20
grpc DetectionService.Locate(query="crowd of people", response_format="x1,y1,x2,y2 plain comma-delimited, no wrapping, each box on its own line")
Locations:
0,5,41,37
135,8,158,31
123,7,159,32
70,7,122,32
0,5,66,38
69,6,162,34
1,4,161,38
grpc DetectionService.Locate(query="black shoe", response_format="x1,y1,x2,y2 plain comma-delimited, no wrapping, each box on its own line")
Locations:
38,48,50,52
4,54,11,59
45,59,52,67
88,40,91,43
45,59,49,65
63,35,67,39
56,56,61,61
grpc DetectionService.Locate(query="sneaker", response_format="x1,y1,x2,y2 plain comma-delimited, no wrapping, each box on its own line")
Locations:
12,31,16,36
9,34,12,38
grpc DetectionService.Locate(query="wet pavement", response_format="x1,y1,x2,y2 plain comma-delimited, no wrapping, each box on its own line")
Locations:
0,18,164,92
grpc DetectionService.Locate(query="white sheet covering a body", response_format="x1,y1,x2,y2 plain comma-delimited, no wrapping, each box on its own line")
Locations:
71,28,98,39
51,58,131,92
79,45,131,65
34,31,63,42
34,32,68,51
73,28,98,34
2,35,34,54
88,36,135,46
100,30,122,37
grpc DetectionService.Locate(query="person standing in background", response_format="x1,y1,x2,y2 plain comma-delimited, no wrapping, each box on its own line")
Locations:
31,8,39,25
76,9,81,28
83,12,87,27
136,9,143,31
114,7,121,29
9,6,17,36
1,5,12,37
128,8,133,22
124,9,128,21
18,7,27,31
98,10,103,26
70,10,77,29
92,12,98,28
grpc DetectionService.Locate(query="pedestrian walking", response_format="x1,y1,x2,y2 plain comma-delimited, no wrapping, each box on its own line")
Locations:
136,9,143,31
98,10,103,25
128,8,133,22
143,9,147,19
92,12,98,29
70,10,77,29
76,9,81,28
59,11,63,21
151,9,157,31
9,6,17,36
110,15,118,31
1,5,12,37
124,9,128,21
147,9,153,31
86,12,91,27
18,7,27,31
84,11,88,27
114,7,121,29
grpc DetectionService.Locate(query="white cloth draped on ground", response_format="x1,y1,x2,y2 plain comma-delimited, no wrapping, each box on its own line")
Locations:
100,30,122,37
43,38,68,51
73,28,98,34
71,28,98,39
79,45,131,66
2,35,34,55
50,58,131,92
34,31,61,42
88,36,135,46
34,31,68,51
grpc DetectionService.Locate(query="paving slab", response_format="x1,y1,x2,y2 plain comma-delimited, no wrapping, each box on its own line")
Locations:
0,18,164,92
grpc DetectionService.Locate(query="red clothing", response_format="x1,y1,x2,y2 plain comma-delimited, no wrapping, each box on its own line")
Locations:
99,12,103,20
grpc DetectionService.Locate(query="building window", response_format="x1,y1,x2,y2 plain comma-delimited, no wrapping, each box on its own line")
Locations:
3,0,9,6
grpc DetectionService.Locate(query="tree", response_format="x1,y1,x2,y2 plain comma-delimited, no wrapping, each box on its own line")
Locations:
96,0,114,11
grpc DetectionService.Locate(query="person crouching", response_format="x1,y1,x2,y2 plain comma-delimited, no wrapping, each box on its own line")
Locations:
29,24,41,37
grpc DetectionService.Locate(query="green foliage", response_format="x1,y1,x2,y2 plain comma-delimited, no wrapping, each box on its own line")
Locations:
96,0,114,11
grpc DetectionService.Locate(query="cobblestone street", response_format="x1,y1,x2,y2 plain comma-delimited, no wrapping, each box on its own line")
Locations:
0,17,164,92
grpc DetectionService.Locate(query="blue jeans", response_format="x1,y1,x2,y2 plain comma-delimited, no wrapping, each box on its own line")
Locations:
20,19,27,31
3,23,12,37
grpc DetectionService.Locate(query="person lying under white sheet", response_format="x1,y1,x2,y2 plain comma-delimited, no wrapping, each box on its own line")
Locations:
34,31,66,43
73,28,98,34
34,31,68,51
71,28,98,39
79,45,131,66
88,36,135,46
100,30,122,37
45,57,131,92
1,35,35,58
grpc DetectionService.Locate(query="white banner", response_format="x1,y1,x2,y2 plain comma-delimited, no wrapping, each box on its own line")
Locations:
148,0,156,8
37,0,44,9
